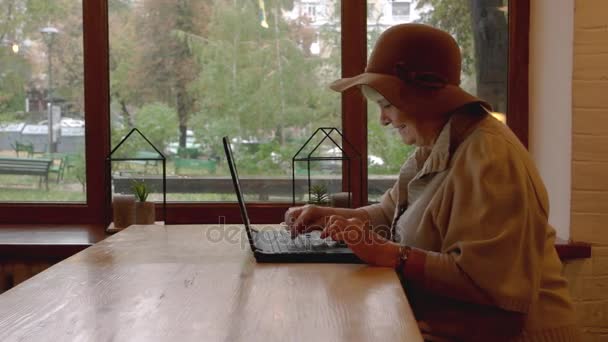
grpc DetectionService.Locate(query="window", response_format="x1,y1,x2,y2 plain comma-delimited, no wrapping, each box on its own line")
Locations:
306,3,318,19
108,1,341,206
1,0,529,224
0,1,86,203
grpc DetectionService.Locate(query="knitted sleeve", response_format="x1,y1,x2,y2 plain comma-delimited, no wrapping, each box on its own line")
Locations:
360,181,398,231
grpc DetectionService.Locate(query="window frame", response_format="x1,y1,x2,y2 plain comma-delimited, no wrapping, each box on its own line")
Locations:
0,0,109,224
0,0,529,225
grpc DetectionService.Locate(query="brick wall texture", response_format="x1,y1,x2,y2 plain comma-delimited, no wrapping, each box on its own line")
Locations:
566,0,608,340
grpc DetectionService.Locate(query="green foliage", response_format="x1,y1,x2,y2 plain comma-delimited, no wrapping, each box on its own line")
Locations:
0,110,21,123
110,103,177,160
0,52,30,114
70,153,86,193
308,183,329,206
1,0,85,118
134,103,179,152
233,140,286,175
190,0,339,142
131,180,149,202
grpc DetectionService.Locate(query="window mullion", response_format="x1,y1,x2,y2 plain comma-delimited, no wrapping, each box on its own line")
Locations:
341,0,368,208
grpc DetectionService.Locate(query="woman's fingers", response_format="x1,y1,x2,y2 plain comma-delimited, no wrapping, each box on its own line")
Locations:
320,215,345,238
289,205,328,237
330,226,365,244
327,214,346,227
323,217,373,243
321,216,361,239
284,206,305,226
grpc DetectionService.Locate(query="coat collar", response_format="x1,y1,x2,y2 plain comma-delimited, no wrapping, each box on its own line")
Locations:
414,109,488,178
415,119,452,177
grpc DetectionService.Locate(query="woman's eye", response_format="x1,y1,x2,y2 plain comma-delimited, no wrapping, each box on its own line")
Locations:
382,103,392,109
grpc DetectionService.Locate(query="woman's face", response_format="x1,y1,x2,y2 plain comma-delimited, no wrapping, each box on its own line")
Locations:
377,99,419,145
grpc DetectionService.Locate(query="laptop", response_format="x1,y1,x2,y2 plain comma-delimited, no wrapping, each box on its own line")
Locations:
223,136,362,263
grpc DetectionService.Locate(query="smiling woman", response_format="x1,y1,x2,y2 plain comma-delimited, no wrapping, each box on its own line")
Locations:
288,21,579,341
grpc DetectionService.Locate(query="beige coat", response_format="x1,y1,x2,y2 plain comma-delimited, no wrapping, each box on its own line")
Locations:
363,111,579,341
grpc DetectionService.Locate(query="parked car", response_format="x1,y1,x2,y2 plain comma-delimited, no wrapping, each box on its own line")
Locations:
165,130,201,156
37,118,85,128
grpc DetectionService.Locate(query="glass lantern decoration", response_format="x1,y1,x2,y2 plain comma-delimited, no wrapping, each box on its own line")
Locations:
292,127,362,207
105,128,167,232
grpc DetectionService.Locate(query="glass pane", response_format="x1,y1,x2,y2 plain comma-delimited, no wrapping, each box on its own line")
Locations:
0,1,86,202
367,0,508,202
109,0,341,203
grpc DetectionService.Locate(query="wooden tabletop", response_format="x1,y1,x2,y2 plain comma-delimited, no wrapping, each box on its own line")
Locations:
0,224,422,342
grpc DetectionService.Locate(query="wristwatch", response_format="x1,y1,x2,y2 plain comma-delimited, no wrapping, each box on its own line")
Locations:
396,245,412,270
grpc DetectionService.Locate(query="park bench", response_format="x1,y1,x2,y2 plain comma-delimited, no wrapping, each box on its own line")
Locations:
44,153,69,183
0,157,53,190
12,142,35,158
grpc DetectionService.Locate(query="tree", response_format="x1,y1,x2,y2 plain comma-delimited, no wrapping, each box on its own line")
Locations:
133,102,179,152
189,0,340,162
109,0,139,128
415,0,508,111
0,0,85,121
131,0,211,149
468,0,508,112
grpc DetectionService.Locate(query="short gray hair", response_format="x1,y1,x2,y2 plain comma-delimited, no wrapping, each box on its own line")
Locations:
360,85,387,103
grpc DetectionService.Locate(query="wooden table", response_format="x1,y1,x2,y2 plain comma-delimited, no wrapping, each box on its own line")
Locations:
0,225,422,342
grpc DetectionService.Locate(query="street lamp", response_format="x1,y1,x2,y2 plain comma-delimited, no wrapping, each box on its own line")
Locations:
40,26,59,153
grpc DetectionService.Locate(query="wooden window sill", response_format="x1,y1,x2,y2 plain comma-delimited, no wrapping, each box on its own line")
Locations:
555,238,591,260
0,224,107,260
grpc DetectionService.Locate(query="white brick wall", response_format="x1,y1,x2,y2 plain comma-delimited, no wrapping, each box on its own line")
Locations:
568,1,608,340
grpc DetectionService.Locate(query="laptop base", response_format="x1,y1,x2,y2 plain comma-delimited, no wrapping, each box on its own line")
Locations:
254,251,363,264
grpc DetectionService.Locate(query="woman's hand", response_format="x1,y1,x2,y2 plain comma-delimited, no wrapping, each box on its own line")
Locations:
285,205,334,238
321,215,401,268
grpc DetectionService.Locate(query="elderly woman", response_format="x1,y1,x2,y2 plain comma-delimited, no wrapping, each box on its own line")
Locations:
285,24,579,341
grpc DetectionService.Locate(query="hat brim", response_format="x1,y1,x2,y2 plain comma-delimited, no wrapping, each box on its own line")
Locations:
330,73,491,118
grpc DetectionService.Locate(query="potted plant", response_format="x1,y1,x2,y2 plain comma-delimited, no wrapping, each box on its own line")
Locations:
308,184,330,206
132,180,155,224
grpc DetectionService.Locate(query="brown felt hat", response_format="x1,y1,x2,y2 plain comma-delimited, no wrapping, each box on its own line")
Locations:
330,23,491,118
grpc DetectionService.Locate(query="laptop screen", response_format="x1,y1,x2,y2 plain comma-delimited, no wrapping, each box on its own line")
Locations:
222,137,256,252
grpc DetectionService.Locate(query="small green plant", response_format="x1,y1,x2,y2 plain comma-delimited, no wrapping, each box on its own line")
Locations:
131,180,149,202
309,184,329,206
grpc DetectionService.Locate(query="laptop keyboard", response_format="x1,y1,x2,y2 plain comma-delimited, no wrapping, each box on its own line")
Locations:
259,230,345,253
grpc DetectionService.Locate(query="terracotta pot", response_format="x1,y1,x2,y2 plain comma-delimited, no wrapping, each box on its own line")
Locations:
135,201,155,224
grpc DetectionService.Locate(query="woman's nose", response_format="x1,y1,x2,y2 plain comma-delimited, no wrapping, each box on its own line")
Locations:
379,110,391,126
